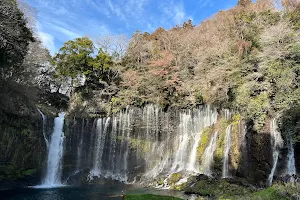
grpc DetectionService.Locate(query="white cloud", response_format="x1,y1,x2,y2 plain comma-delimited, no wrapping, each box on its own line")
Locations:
86,0,111,17
162,1,189,26
50,24,81,39
38,31,56,55
173,4,186,25
126,0,148,14
107,0,125,19
199,0,214,8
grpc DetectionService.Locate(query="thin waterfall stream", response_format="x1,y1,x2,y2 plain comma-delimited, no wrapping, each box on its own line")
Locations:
287,137,296,175
222,124,232,178
267,118,283,186
37,109,49,149
200,131,218,176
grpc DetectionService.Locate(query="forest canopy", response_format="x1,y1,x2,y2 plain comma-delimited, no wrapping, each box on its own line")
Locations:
2,0,300,134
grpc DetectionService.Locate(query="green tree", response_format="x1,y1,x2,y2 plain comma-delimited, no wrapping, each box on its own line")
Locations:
87,49,113,88
52,37,115,91
0,0,34,78
51,37,94,88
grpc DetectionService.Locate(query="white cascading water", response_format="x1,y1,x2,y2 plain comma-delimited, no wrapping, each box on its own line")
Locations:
267,118,283,186
108,117,118,174
222,124,232,178
171,107,218,174
200,131,219,176
187,130,202,173
86,105,218,183
172,112,193,172
287,137,296,175
123,109,132,182
90,117,110,177
39,112,65,188
37,109,49,148
90,118,103,177
187,107,218,173
223,109,231,120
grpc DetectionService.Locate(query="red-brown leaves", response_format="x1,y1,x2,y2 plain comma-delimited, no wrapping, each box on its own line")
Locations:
121,69,140,90
237,40,253,57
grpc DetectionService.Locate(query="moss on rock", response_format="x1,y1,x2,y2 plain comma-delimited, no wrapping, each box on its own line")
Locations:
197,126,214,161
169,173,182,184
231,114,242,170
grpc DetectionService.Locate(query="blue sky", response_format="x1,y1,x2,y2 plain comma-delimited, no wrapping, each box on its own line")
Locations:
24,0,239,55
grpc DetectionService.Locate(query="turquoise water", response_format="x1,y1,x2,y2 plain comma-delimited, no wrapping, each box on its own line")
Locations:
1,185,126,200
0,184,188,200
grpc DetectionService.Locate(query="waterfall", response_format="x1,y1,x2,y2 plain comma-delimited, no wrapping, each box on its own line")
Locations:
91,118,110,177
187,130,202,173
123,109,131,182
38,112,65,188
201,131,218,176
171,107,218,173
267,118,283,186
37,109,49,148
109,117,118,174
188,107,218,172
142,105,169,180
91,118,103,176
222,109,231,120
172,112,192,172
222,125,232,178
76,119,84,172
81,105,218,183
287,138,296,175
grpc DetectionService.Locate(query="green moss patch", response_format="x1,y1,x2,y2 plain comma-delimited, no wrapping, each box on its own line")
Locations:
117,136,151,153
184,178,253,198
214,119,230,169
169,173,182,184
197,126,214,160
249,187,289,200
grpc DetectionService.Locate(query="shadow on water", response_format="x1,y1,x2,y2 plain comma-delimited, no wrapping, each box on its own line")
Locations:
1,184,127,200
0,184,188,200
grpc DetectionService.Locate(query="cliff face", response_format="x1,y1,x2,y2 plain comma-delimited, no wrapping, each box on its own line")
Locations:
1,102,299,188
237,123,273,185
60,106,283,186
0,82,47,189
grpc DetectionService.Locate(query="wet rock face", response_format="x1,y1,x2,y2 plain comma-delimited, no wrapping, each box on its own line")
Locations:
0,111,47,188
236,121,273,185
294,143,300,174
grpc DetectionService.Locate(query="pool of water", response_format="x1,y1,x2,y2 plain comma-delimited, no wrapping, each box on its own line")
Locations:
0,184,189,200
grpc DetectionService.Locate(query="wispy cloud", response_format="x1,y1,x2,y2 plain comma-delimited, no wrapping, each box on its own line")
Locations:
38,31,56,54
173,4,187,24
50,24,81,39
24,0,238,54
161,1,191,26
107,0,124,19
199,0,214,8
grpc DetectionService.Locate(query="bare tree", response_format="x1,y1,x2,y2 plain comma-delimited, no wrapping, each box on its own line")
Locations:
96,34,129,62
